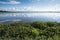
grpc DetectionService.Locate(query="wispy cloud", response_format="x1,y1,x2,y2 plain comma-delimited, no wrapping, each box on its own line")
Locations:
2,3,60,11
29,0,55,2
0,0,21,4
23,4,60,11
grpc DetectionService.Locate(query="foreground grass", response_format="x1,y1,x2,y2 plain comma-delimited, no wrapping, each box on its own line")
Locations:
0,21,60,40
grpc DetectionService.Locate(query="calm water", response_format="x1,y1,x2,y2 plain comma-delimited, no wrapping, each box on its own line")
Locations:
0,13,60,22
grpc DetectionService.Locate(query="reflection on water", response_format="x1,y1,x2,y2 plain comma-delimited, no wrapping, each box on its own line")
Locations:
0,13,60,22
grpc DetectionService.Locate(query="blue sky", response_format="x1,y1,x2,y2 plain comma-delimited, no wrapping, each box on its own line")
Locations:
0,0,60,11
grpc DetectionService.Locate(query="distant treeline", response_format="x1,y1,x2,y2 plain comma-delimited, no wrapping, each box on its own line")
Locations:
0,10,8,12
0,10,60,13
0,21,60,40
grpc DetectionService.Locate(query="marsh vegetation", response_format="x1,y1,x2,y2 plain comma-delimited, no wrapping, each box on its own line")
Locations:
0,21,60,40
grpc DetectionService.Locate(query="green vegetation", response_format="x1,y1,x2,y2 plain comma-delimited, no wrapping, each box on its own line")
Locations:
0,21,60,40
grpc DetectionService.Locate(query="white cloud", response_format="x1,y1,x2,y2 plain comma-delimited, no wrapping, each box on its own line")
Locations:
29,0,41,2
0,0,21,4
26,4,60,11
3,4,60,11
29,0,55,2
5,7,21,11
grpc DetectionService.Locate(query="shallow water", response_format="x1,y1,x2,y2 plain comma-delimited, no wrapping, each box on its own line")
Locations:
0,13,60,22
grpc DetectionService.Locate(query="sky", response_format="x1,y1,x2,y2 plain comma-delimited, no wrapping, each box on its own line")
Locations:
0,0,60,11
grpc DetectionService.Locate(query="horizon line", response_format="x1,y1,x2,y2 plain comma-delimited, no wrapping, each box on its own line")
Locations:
0,10,60,13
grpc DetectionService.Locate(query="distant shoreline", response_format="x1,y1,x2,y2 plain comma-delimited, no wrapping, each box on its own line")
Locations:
0,10,60,13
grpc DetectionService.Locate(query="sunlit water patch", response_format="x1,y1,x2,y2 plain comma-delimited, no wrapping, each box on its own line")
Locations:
0,13,60,22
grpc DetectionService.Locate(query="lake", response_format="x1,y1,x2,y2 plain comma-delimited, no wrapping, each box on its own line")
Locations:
0,13,60,22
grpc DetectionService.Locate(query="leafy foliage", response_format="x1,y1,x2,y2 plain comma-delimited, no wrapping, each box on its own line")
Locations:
0,21,60,40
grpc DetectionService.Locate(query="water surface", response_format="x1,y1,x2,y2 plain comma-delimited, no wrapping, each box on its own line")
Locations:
0,13,60,22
